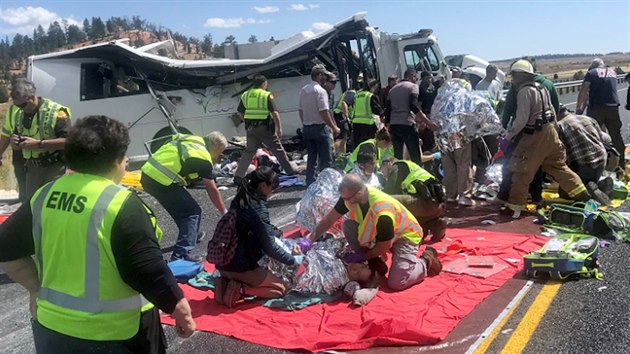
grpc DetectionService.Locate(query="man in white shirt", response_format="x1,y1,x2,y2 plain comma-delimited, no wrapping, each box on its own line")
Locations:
475,64,502,102
299,64,340,185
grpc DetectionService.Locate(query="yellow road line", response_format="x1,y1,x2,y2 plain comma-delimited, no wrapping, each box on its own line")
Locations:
471,283,530,354
501,282,561,354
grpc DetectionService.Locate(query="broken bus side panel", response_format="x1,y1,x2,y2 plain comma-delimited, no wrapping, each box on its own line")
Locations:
27,13,449,160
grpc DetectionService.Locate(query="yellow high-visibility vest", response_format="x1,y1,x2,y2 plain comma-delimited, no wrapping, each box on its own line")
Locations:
241,88,271,120
345,187,423,248
31,173,144,340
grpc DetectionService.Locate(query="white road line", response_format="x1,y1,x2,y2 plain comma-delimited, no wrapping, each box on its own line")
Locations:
465,280,534,354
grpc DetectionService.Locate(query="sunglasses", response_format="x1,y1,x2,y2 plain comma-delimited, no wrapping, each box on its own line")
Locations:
342,187,362,202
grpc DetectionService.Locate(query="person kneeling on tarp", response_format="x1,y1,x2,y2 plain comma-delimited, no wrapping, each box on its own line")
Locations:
307,174,442,291
214,167,303,308
382,159,447,245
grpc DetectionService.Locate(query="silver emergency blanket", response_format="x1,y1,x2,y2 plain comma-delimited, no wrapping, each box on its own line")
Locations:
294,236,350,294
261,236,350,294
258,237,300,287
485,162,504,184
432,79,504,152
296,168,344,236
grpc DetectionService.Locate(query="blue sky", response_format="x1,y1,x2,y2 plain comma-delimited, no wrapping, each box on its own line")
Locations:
0,0,628,61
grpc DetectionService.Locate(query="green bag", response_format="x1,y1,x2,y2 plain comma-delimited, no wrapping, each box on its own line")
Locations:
538,203,630,242
524,233,602,280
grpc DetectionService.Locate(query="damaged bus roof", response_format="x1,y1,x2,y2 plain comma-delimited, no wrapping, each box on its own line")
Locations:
30,13,370,87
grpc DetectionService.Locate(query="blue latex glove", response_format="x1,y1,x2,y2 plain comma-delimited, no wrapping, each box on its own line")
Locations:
343,252,365,264
293,255,305,265
431,152,441,160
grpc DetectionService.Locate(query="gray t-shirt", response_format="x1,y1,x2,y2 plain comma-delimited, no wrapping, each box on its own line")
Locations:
299,81,330,125
388,81,419,126
475,79,502,101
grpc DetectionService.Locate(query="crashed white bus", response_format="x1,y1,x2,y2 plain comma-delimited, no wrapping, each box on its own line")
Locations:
27,13,451,160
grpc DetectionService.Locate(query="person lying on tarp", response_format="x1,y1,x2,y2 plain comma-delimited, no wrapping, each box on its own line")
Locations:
381,159,447,245
212,166,303,308
261,235,381,306
307,173,443,291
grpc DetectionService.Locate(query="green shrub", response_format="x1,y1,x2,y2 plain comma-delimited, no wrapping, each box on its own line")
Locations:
0,85,9,103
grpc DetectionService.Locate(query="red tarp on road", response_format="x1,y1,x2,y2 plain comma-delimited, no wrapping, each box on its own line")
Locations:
161,229,546,352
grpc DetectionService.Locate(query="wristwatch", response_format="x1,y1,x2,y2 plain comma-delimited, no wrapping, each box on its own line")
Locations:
38,139,44,148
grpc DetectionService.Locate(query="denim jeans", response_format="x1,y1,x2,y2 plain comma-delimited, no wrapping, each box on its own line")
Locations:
303,124,332,185
389,124,422,165
141,174,201,260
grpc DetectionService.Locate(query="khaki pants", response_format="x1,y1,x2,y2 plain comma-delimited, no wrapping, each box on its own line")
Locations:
234,124,295,179
441,142,472,199
508,124,586,208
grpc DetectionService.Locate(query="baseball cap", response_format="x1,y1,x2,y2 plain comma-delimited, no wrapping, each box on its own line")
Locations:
311,64,332,77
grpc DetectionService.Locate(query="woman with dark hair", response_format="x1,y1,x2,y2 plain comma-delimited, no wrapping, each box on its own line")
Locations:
214,166,303,308
0,116,195,353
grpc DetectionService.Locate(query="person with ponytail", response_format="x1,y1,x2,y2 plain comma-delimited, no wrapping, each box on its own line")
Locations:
214,166,303,308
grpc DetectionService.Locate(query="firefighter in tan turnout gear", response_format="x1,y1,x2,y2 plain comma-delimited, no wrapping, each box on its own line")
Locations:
505,59,590,214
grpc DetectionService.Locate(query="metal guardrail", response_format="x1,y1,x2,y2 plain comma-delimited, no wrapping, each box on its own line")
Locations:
502,74,626,96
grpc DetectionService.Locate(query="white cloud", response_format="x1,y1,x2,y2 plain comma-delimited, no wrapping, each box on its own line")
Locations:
0,6,80,34
253,6,279,14
290,4,319,11
311,22,332,31
204,17,271,28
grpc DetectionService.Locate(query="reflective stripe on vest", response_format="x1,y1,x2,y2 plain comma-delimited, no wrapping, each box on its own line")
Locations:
32,183,142,314
346,187,423,248
146,155,187,186
15,99,71,159
141,134,212,187
241,88,271,120
396,160,435,195
352,90,377,125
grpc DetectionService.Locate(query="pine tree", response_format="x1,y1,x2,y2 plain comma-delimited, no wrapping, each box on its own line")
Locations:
132,16,145,30
22,36,34,57
82,18,91,38
34,25,47,54
47,21,67,49
223,35,236,45
248,35,258,43
11,34,24,59
66,25,87,45
201,34,213,56
91,17,107,39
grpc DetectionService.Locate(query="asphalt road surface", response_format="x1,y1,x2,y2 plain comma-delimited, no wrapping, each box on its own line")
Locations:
0,82,628,354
